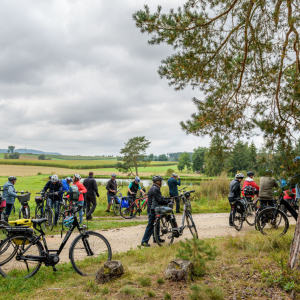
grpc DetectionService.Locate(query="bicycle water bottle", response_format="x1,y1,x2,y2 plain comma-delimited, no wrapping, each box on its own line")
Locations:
141,199,146,206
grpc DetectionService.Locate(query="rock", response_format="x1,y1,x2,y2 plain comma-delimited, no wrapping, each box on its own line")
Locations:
164,259,193,281
95,260,124,284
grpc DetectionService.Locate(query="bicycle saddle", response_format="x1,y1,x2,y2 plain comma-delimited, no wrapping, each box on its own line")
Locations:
31,218,48,225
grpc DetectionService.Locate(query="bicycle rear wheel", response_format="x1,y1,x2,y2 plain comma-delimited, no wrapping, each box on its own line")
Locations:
112,198,121,216
0,220,9,252
245,203,256,226
154,215,175,246
186,213,198,238
256,208,289,236
44,208,54,231
69,231,112,276
233,211,243,231
19,205,30,219
0,235,42,278
120,202,137,219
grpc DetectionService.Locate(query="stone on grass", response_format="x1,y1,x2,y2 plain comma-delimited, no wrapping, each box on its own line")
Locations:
95,260,124,284
164,259,193,281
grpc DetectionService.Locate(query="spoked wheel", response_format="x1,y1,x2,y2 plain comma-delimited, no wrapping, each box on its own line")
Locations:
0,235,43,279
19,205,30,219
44,208,54,231
186,213,198,238
120,202,137,219
34,205,42,219
154,215,175,246
70,231,112,276
58,204,66,226
256,208,289,236
245,203,256,226
112,198,121,216
233,210,244,231
0,220,9,254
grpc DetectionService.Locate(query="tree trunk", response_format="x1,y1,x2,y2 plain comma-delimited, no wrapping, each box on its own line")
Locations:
288,214,300,269
134,157,138,176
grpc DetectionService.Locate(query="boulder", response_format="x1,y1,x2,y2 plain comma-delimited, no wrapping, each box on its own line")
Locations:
95,260,124,284
165,259,193,281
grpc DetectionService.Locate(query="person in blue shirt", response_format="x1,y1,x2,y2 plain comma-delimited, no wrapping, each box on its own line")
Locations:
61,177,72,194
167,173,181,213
2,176,18,220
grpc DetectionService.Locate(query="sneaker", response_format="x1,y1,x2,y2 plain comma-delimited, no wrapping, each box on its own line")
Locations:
141,242,150,247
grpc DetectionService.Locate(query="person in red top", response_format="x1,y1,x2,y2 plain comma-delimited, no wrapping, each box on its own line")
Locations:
242,171,260,199
283,188,296,200
72,174,87,223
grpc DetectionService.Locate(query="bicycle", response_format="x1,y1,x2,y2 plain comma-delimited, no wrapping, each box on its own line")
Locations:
255,191,298,236
0,204,112,278
111,185,123,216
35,192,55,231
16,191,31,219
120,193,148,219
153,189,198,246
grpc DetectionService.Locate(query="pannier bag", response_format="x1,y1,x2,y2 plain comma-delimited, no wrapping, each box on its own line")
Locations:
155,206,173,215
69,185,80,201
121,198,129,208
8,219,34,245
235,198,247,214
0,199,6,208
243,185,255,196
114,197,121,204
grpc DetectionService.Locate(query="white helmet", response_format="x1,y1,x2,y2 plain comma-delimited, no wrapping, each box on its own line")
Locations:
51,175,59,182
74,174,81,180
235,173,245,179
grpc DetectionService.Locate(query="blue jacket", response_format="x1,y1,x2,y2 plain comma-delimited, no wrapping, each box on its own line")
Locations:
61,179,70,193
167,177,181,196
2,181,18,204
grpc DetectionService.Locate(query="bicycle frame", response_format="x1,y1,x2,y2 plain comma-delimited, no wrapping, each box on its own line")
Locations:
279,198,298,221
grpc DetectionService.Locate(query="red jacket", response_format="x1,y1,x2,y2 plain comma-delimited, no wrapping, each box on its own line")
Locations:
67,181,87,201
242,178,260,198
283,189,296,200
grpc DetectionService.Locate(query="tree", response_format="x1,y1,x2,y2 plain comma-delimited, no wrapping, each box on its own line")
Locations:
192,147,207,173
38,154,46,160
177,161,185,173
248,141,258,171
116,136,151,176
4,153,8,159
158,154,168,161
229,141,249,175
8,152,20,159
8,146,15,154
178,152,191,174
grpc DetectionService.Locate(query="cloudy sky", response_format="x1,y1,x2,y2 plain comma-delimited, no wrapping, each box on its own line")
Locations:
0,0,262,156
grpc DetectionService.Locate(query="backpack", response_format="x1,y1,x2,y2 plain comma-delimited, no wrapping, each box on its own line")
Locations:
243,185,255,196
235,198,247,214
69,185,80,201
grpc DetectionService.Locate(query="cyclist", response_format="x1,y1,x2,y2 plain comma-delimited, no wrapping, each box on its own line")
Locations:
259,170,278,209
167,173,181,213
62,177,72,194
2,176,18,220
72,174,87,224
127,176,145,198
141,175,170,247
105,173,117,213
228,173,245,227
42,175,63,226
83,172,100,220
242,171,260,200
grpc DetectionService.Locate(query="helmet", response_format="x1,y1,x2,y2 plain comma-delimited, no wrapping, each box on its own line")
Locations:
293,157,300,162
8,176,17,181
172,173,178,177
265,169,273,175
51,175,59,182
74,174,81,180
111,173,116,177
66,177,73,182
247,171,255,177
135,176,140,183
63,216,74,228
152,175,164,182
235,173,245,179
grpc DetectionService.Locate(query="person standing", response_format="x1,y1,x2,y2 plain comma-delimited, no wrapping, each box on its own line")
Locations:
106,173,117,213
259,170,278,209
167,173,181,213
2,176,18,220
72,174,87,223
242,171,260,200
61,177,72,194
228,173,245,227
127,176,145,198
83,172,100,220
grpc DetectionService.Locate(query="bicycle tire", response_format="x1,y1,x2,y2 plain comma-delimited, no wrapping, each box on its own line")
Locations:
245,203,256,226
0,235,43,279
69,231,112,276
154,215,175,247
35,204,43,219
186,213,198,238
120,202,137,219
256,208,289,236
19,205,31,219
112,199,121,216
44,208,54,232
233,210,243,231
0,220,10,254
58,204,66,226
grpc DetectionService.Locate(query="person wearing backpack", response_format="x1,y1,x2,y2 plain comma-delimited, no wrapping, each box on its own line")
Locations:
242,171,260,200
70,174,87,223
83,172,100,220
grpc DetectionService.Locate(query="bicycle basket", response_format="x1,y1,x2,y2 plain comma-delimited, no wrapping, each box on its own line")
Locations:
35,196,43,204
17,193,31,204
121,198,129,208
63,216,74,228
235,198,247,214
155,206,173,214
0,199,6,208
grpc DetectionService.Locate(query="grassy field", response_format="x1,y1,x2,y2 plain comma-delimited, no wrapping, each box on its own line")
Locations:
1,227,297,300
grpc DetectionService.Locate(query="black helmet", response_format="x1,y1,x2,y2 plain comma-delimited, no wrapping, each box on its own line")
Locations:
247,171,255,177
152,175,164,183
8,176,17,181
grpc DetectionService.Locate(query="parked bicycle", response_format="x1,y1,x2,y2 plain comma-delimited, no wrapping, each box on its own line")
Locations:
111,185,123,216
16,191,31,219
153,189,198,246
120,193,148,219
0,204,112,279
35,192,55,231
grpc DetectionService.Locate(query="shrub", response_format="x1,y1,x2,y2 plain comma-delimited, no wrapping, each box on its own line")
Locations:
120,285,138,295
139,277,151,287
165,168,175,177
157,277,165,284
101,286,109,295
189,285,224,300
38,154,46,160
8,152,20,159
164,292,171,299
147,290,156,297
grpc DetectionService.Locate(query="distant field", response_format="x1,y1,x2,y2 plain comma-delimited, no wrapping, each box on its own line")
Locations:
20,153,117,160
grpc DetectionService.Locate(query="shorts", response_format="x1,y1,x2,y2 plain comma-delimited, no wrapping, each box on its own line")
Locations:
107,195,114,204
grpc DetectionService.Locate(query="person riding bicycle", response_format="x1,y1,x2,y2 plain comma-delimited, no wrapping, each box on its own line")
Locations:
228,173,245,227
2,176,18,220
141,175,171,247
259,170,278,210
42,175,63,226
71,174,87,224
127,176,145,199
242,171,260,200
167,173,181,213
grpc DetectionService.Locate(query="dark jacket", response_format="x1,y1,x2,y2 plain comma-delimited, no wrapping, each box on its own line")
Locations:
228,179,241,200
106,179,117,196
127,181,140,196
83,176,100,197
259,177,278,201
167,177,181,196
42,180,63,201
148,184,169,214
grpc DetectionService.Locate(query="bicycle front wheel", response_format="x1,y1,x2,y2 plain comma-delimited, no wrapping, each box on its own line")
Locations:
154,215,175,246
120,202,137,219
0,220,9,252
44,208,54,231
0,235,42,279
112,199,121,216
245,203,256,226
69,231,112,276
186,213,198,238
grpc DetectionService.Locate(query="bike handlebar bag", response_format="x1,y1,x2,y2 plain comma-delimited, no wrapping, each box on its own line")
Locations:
35,196,43,204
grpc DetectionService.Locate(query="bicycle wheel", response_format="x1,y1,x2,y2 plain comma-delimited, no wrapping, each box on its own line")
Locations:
44,208,54,231
69,231,112,276
34,205,42,219
19,205,31,219
0,235,42,278
154,215,175,246
112,198,121,216
233,210,243,231
256,208,289,236
0,220,9,251
245,203,256,226
58,204,66,225
120,202,137,219
186,213,198,238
